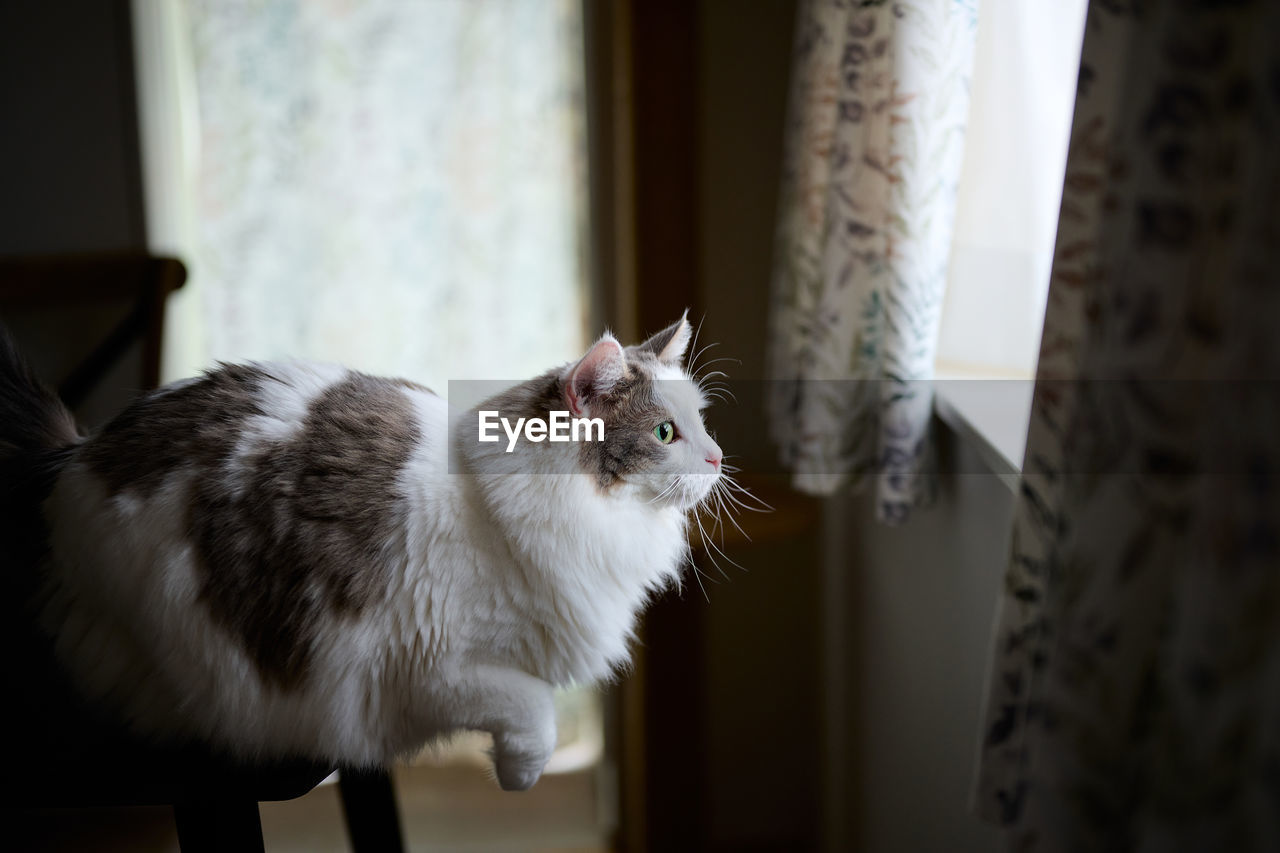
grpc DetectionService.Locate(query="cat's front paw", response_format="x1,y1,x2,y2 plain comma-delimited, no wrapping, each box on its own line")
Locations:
492,725,555,792
493,754,545,792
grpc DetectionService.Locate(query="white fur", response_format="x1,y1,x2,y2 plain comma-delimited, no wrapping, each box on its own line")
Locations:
39,340,717,790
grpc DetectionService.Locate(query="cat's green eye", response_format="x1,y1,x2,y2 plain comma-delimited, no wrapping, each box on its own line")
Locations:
654,421,676,444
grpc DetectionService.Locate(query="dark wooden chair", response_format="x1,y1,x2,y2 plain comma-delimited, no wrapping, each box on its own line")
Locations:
0,252,185,409
0,252,405,852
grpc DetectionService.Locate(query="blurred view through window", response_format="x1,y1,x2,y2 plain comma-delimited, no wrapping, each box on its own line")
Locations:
178,0,589,383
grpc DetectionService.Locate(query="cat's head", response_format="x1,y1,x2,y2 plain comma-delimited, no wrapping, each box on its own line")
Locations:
561,314,722,509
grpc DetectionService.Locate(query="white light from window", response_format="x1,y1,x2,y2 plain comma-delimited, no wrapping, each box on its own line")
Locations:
936,0,1088,378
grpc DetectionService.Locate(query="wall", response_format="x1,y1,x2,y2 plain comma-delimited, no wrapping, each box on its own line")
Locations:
0,0,145,255
694,0,824,849
0,0,149,427
830,430,1009,852
697,0,796,470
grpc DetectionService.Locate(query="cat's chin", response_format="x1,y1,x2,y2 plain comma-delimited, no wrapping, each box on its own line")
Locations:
631,473,718,511
681,479,720,511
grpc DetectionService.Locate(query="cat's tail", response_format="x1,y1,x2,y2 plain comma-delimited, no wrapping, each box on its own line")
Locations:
0,324,80,462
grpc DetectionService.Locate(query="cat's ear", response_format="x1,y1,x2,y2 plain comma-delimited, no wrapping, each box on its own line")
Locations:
636,312,692,366
564,333,626,416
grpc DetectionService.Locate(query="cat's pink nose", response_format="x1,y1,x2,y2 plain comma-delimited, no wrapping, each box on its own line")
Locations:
706,452,722,470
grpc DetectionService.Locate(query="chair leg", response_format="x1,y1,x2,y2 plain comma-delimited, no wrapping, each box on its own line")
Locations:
338,768,405,853
173,800,265,853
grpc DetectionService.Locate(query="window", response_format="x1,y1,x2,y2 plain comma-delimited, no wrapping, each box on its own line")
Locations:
136,0,588,386
932,0,1089,476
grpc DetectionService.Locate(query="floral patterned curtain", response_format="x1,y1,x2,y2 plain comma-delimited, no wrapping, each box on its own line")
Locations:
974,2,1280,849
767,0,977,523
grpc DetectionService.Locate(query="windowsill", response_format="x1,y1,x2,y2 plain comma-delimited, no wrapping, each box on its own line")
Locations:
932,364,1033,493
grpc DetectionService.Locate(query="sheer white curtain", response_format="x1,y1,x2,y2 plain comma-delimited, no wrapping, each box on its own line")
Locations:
138,0,587,387
936,0,1087,378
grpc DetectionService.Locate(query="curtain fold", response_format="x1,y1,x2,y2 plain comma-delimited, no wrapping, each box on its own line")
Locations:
974,2,1280,849
767,0,977,523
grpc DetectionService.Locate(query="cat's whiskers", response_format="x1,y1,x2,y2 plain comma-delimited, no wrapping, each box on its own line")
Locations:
696,367,732,382
646,478,682,506
712,478,751,543
685,510,714,602
687,339,719,379
690,507,729,586
696,507,745,579
700,386,735,405
680,470,753,585
686,316,709,373
691,357,740,405
718,481,772,514
715,459,773,513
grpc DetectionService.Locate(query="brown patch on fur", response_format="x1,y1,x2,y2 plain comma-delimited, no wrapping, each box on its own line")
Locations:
79,365,421,687
480,374,564,427
578,365,668,491
473,366,668,490
81,363,269,498
189,372,420,687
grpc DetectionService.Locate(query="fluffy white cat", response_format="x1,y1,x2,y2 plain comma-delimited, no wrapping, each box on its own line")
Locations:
1,316,729,790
